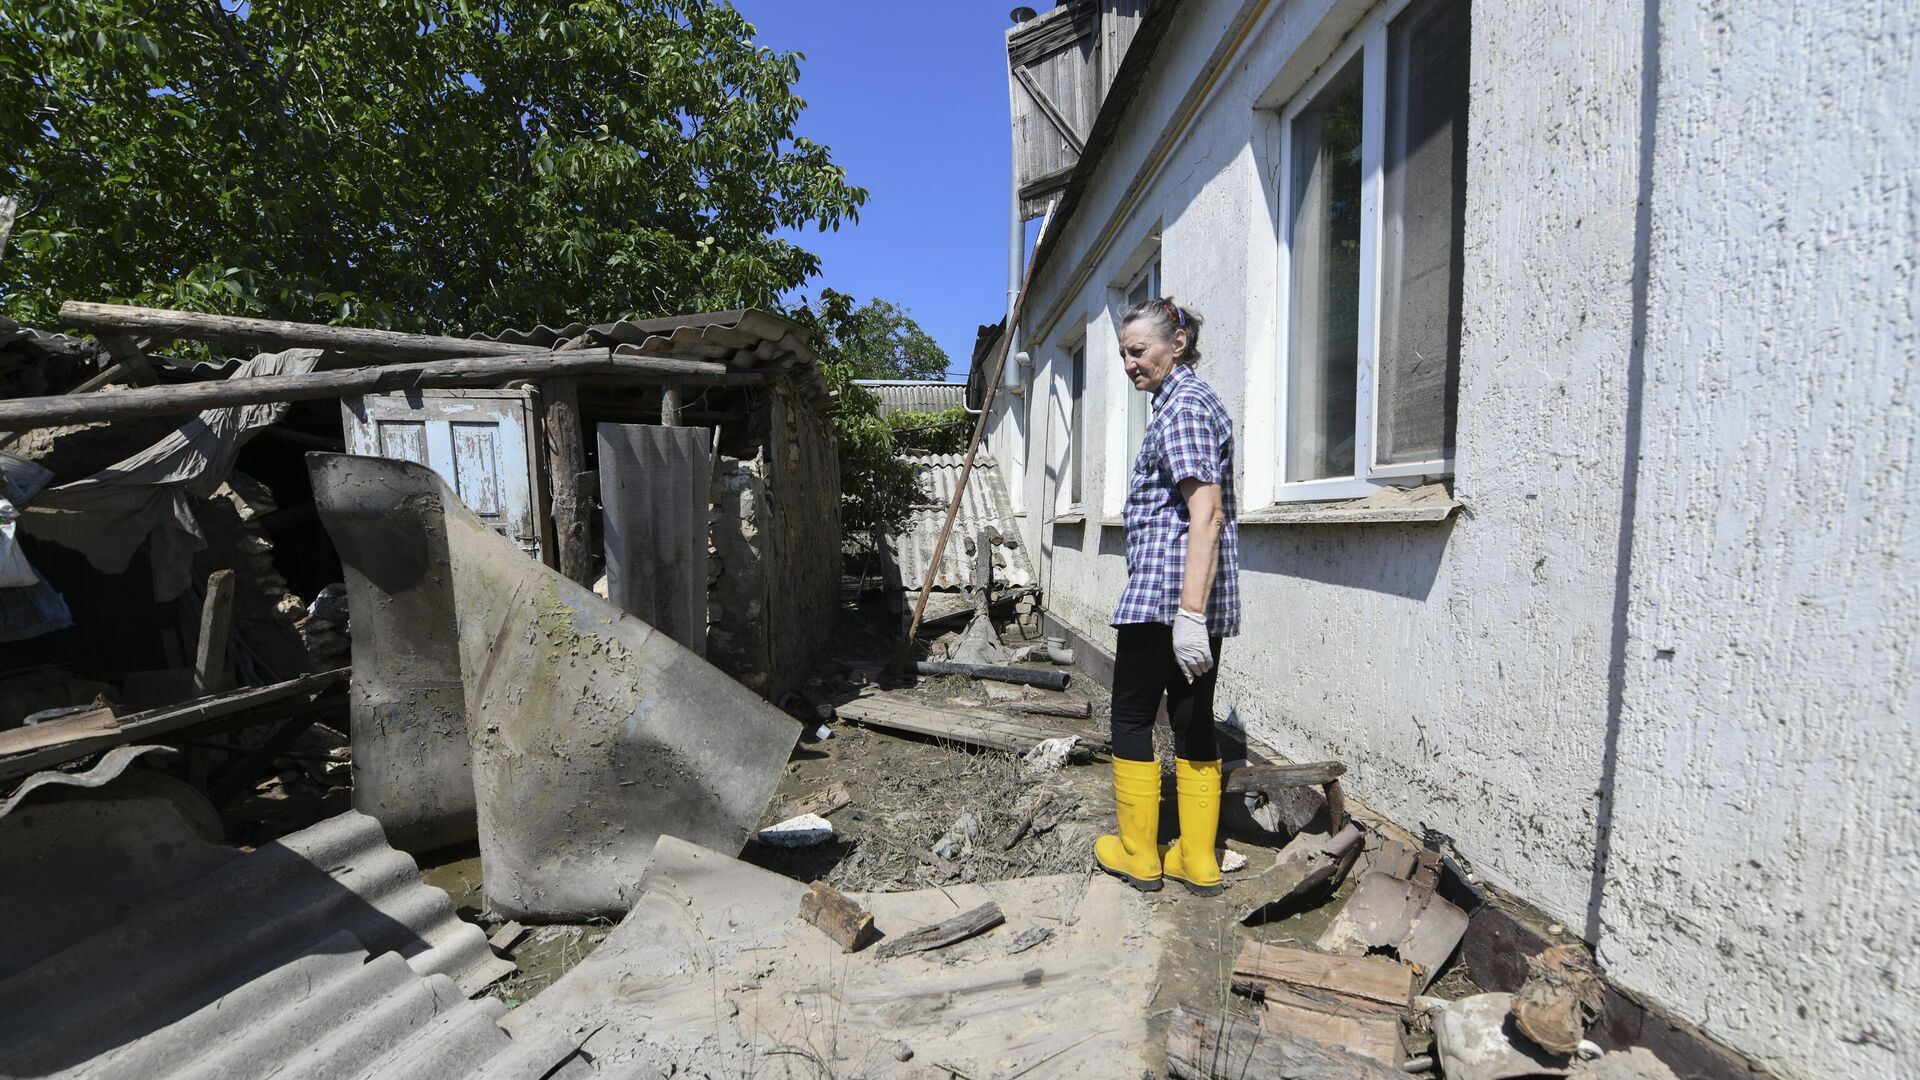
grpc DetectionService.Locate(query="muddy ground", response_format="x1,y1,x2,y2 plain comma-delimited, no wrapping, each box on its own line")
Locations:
412,592,1481,1055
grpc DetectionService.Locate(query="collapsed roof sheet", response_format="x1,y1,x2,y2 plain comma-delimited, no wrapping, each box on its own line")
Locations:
881,453,1035,592
476,309,829,404
0,800,522,1079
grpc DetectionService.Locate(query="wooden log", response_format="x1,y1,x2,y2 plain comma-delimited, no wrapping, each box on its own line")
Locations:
1165,1005,1405,1080
1232,941,1415,1010
913,660,1069,691
799,880,877,952
1256,985,1406,1067
541,376,592,585
192,569,236,695
874,902,1004,959
660,382,682,426
0,350,749,435
58,301,546,361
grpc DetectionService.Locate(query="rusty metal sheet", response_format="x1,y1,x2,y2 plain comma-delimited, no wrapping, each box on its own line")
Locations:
310,457,475,853
310,454,797,921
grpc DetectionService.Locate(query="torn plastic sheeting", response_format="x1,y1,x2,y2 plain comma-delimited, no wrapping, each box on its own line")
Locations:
21,348,322,600
310,454,475,854
308,454,798,921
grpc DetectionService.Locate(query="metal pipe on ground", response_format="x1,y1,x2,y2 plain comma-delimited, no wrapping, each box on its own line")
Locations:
914,660,1069,691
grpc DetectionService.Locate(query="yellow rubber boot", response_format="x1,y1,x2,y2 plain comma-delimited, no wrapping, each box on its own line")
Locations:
1093,757,1164,891
1161,758,1223,895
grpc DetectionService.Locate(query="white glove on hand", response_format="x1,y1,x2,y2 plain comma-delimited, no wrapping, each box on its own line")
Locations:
1172,608,1214,680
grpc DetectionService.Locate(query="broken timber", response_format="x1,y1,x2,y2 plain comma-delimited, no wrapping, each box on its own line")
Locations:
0,669,350,781
782,782,852,819
1232,941,1416,1010
59,301,548,362
1239,823,1364,925
0,349,756,435
874,901,1005,959
836,694,1106,755
1165,1005,1405,1080
799,881,878,952
1006,697,1092,719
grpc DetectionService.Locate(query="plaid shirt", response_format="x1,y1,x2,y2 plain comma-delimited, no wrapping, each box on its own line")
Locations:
1111,364,1241,636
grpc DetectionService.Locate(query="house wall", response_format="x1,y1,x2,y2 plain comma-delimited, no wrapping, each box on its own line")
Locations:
991,0,1919,1076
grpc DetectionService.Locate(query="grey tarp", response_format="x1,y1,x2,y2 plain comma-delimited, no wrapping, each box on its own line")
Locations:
23,349,322,600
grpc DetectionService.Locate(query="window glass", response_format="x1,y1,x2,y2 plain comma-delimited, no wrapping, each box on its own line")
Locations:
1378,0,1468,467
1069,343,1086,507
1286,60,1363,483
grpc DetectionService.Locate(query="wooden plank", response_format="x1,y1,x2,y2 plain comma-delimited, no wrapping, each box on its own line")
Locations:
489,921,529,952
1232,941,1416,1010
1165,1005,1405,1080
0,706,120,756
1225,761,1348,791
0,669,350,781
1256,985,1405,1067
837,696,1093,754
58,301,546,361
0,350,748,435
874,902,1004,959
192,569,236,695
799,881,877,952
543,377,592,585
1006,697,1092,719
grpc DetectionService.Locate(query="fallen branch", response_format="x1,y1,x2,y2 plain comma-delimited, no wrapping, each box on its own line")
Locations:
875,902,1005,959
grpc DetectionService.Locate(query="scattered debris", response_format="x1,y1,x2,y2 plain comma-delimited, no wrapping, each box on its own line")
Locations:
798,880,878,951
1427,993,1574,1080
1240,823,1364,925
1022,733,1079,772
781,781,852,819
1318,848,1470,991
1007,696,1092,719
1570,1047,1683,1080
874,901,1006,958
1234,941,1417,1010
930,810,983,860
1006,925,1053,954
1221,848,1248,873
488,920,529,952
1166,1004,1405,1080
1512,943,1607,1055
756,813,835,847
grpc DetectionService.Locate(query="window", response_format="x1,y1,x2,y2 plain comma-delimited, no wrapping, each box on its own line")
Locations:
1277,0,1468,498
1123,259,1160,466
1068,341,1087,509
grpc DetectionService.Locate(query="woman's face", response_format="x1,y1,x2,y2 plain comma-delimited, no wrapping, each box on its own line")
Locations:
1119,318,1187,395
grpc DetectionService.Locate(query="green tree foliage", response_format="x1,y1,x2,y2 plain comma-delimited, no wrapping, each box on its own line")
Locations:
0,1,866,333
888,406,969,456
789,289,960,536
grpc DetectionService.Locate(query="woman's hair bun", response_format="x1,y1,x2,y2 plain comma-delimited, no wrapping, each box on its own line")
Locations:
1121,296,1203,366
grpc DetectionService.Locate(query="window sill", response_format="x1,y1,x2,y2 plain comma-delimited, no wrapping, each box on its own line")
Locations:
1100,516,1126,529
1049,512,1087,526
1240,482,1460,526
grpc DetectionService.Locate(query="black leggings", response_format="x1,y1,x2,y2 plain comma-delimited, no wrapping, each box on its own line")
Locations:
1110,622,1222,763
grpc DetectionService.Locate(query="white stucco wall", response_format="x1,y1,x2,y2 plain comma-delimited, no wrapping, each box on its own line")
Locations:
989,1,1920,1076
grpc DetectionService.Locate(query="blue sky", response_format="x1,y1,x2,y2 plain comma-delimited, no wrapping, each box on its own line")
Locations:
730,2,1018,380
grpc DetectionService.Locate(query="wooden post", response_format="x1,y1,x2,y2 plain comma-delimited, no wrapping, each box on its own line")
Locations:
660,382,682,427
193,570,236,695
542,376,593,585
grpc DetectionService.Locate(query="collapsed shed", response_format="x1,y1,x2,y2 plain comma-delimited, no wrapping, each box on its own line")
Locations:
0,303,840,721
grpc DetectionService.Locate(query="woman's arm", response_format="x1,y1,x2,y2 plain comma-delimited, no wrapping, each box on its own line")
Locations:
1178,478,1224,615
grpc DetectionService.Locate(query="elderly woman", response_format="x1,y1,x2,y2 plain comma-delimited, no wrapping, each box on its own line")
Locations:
1093,297,1239,896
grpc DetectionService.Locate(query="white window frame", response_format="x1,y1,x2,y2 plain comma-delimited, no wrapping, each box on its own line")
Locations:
1273,0,1459,503
1054,327,1090,517
1103,245,1161,518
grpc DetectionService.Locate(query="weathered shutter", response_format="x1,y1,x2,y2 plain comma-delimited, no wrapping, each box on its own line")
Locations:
341,389,542,558
1009,2,1099,220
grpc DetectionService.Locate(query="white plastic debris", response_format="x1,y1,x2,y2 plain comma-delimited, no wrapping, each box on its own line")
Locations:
1022,736,1079,773
756,813,834,847
814,725,833,740
1221,849,1248,873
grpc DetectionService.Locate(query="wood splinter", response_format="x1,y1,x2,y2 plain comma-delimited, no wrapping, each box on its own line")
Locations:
874,901,1005,959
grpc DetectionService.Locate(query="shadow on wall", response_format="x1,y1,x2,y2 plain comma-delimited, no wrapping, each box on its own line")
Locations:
1237,518,1457,602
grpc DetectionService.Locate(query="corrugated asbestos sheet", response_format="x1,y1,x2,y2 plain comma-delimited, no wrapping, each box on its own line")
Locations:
882,454,1034,591
0,800,540,1080
475,308,830,405
851,379,966,417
